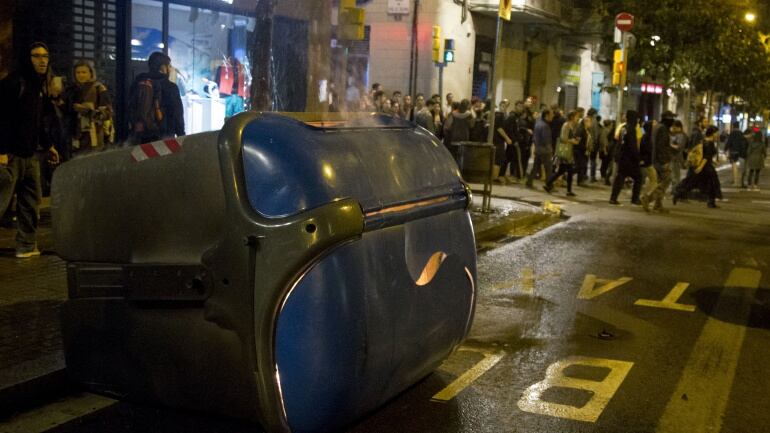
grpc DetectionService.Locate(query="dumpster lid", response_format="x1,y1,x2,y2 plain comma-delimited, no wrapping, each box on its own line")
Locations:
239,113,465,219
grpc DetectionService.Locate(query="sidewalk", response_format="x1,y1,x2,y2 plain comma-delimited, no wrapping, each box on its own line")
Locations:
0,206,71,418
0,194,552,417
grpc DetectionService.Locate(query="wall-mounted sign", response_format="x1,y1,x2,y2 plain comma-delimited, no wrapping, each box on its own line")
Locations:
388,0,409,15
560,60,581,86
641,83,663,94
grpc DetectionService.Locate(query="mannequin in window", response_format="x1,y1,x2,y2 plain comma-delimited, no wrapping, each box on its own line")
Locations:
215,56,248,117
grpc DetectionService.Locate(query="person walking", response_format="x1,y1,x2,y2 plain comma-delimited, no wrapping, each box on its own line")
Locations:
641,111,676,212
495,102,522,185
127,51,185,144
574,109,592,185
517,103,535,179
669,120,688,189
689,116,708,151
724,122,748,188
0,41,61,258
63,60,113,158
526,108,554,188
609,110,642,205
545,110,580,197
586,109,602,182
746,127,766,191
601,119,617,185
639,121,657,201
673,125,722,208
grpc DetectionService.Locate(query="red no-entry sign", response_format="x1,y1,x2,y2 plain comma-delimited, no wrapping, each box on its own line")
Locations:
615,12,634,32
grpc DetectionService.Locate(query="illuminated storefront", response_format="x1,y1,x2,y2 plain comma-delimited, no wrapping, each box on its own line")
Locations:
128,0,255,134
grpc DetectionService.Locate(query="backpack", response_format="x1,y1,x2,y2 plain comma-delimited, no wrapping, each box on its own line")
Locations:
130,78,163,134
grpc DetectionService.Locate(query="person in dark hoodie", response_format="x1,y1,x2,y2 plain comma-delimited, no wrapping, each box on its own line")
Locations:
128,51,185,144
0,41,61,258
609,110,642,205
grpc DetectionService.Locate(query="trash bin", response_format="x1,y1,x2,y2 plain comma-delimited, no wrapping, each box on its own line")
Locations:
451,141,496,212
52,112,477,433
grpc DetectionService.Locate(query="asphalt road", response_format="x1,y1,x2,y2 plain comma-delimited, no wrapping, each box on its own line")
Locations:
5,176,770,433
348,183,770,433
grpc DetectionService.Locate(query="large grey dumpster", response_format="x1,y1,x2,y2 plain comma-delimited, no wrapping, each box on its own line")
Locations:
53,112,477,432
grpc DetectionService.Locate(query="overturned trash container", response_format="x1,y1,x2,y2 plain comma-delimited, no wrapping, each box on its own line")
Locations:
52,112,477,433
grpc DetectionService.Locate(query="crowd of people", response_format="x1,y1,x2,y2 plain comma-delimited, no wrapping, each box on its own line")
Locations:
357,83,768,212
0,42,184,258
0,40,767,259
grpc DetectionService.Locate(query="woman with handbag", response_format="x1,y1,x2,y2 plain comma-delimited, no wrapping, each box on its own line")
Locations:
609,110,643,205
545,110,580,196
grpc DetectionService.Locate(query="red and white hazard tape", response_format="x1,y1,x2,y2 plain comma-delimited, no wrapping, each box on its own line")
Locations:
131,138,185,162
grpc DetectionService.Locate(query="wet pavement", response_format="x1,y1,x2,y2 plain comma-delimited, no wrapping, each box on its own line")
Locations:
3,164,770,433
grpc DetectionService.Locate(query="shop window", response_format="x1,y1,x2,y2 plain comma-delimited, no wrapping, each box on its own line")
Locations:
131,0,163,61
169,4,253,134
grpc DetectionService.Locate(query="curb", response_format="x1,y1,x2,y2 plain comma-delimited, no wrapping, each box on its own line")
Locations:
474,212,553,245
0,367,72,419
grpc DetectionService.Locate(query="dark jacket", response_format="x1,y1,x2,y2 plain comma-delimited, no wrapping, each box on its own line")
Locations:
639,123,653,167
444,111,474,144
128,71,185,142
689,127,704,150
652,123,673,165
724,130,748,159
616,124,641,172
550,114,565,145
0,62,59,157
517,112,534,147
533,118,552,154
415,108,436,135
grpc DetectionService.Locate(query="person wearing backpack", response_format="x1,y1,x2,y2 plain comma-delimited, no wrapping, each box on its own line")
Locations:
128,52,185,145
0,41,61,258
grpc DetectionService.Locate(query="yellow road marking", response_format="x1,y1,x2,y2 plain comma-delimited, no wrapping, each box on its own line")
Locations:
635,282,696,312
492,269,560,292
656,267,761,433
577,275,633,300
432,351,505,401
521,267,535,294
518,356,634,422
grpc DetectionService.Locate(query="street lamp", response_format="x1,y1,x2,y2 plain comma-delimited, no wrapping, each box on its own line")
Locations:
745,12,757,23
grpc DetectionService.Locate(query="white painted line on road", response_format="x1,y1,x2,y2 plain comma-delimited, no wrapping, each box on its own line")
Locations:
518,356,634,422
578,275,633,300
634,282,696,312
432,350,505,402
656,267,761,433
1,392,116,433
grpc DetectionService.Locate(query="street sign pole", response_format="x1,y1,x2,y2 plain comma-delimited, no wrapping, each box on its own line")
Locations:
486,15,502,146
480,15,503,213
618,32,625,117
614,12,634,119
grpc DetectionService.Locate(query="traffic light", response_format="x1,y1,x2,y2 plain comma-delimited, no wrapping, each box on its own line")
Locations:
432,26,442,63
339,0,365,41
612,49,625,86
444,38,455,63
